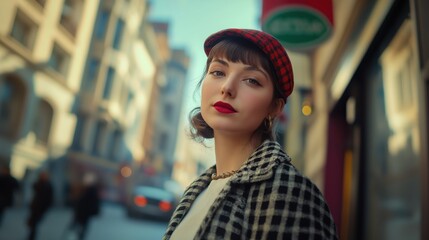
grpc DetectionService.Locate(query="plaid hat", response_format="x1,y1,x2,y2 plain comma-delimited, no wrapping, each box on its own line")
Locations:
204,28,294,100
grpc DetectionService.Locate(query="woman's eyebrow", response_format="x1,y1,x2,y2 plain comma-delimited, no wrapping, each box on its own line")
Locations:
211,58,229,66
244,65,269,79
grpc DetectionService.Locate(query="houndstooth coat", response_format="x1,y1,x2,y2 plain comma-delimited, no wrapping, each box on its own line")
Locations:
163,140,339,240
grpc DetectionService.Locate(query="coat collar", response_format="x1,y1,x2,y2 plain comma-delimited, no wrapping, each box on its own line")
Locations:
230,139,291,183
195,140,291,186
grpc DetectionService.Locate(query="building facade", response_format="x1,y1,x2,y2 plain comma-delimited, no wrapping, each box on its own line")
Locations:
292,0,429,239
68,0,158,203
0,0,190,206
0,0,98,204
152,49,189,180
138,22,190,188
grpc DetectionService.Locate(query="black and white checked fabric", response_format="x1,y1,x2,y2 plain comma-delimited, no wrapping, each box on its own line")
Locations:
163,140,338,240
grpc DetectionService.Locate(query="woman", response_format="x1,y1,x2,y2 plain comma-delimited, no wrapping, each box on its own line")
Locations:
163,28,338,240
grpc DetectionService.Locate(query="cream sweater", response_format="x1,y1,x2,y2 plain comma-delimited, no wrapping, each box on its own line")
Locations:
170,177,230,240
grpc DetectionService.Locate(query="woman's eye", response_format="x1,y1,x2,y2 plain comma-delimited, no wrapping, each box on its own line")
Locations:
209,71,225,77
245,78,261,86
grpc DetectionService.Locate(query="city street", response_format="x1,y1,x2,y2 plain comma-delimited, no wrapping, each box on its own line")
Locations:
0,202,168,240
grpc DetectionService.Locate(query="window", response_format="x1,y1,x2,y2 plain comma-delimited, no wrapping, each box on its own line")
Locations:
0,75,26,139
85,58,100,89
112,19,124,49
87,59,100,79
48,43,70,77
0,81,13,125
10,10,38,50
95,10,110,39
103,67,115,99
32,99,53,145
109,129,122,159
60,0,83,36
92,121,107,155
365,20,421,240
72,115,85,150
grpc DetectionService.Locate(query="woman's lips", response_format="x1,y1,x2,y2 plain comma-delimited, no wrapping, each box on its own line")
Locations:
213,101,237,114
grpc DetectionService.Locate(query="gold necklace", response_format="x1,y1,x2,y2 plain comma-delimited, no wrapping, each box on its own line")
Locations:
211,170,238,180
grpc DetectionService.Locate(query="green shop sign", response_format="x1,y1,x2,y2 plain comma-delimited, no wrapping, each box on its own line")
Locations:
262,7,332,50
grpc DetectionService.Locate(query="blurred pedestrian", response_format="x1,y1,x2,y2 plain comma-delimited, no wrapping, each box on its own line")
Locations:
67,172,101,240
0,165,19,226
27,171,53,240
163,29,338,239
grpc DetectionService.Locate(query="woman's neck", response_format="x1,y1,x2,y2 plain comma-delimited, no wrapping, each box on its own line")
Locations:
213,133,262,175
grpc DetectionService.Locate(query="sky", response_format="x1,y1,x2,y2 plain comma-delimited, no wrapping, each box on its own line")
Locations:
148,0,262,115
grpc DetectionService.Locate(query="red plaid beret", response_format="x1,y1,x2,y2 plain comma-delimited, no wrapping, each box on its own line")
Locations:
204,28,294,100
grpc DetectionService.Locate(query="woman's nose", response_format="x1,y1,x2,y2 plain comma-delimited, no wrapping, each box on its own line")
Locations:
221,77,235,97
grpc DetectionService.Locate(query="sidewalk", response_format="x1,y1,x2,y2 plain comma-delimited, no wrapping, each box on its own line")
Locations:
0,206,73,240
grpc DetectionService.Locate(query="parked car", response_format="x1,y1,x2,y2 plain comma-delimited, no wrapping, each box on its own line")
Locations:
126,185,178,221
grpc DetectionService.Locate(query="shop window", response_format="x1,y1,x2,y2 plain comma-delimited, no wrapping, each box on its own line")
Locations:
48,43,70,77
10,9,38,50
364,20,421,240
380,20,419,130
386,47,415,111
0,75,26,139
60,0,83,36
32,99,53,145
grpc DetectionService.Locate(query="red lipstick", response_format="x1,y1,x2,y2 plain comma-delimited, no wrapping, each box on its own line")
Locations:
213,101,237,114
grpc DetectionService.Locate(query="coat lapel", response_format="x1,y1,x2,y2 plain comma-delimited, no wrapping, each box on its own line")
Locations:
231,140,291,184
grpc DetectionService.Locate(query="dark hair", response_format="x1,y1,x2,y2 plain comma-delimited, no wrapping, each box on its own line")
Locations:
189,38,284,143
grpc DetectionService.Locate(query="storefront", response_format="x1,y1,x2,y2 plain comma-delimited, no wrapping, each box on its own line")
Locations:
303,0,428,239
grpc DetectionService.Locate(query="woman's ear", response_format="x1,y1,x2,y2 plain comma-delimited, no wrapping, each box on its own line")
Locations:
270,98,285,117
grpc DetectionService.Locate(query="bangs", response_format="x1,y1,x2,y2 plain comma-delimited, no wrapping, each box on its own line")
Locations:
206,38,272,73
